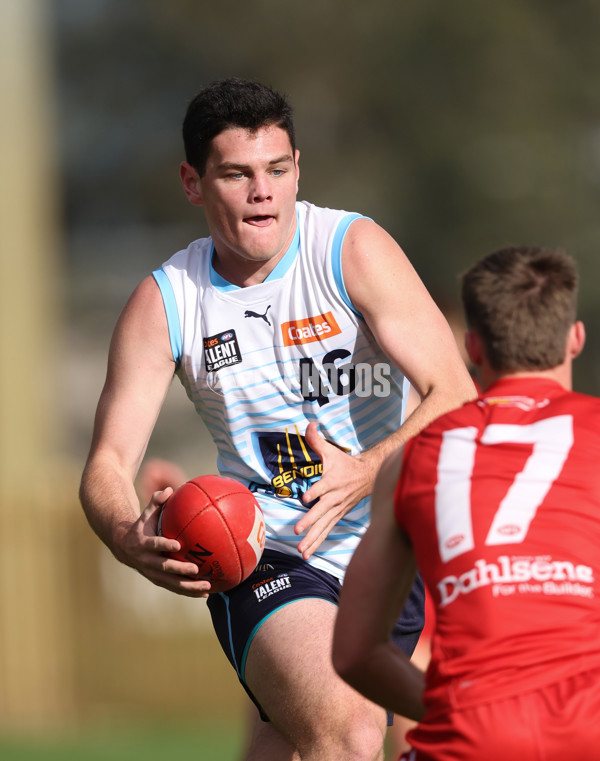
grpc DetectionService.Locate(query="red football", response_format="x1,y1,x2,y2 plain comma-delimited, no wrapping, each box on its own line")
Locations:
157,475,265,593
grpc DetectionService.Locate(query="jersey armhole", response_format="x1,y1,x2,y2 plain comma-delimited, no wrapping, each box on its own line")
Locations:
152,267,183,364
401,376,412,424
331,213,369,318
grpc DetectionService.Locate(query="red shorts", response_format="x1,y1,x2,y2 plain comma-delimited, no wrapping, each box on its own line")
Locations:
400,667,600,761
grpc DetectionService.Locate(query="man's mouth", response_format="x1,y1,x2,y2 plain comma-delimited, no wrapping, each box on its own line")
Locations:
244,215,274,227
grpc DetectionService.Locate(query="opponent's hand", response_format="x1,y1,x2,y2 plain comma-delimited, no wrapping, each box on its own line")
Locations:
137,458,187,503
294,423,378,560
115,487,212,598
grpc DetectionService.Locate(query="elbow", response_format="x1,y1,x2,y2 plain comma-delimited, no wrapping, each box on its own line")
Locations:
333,658,363,692
331,647,348,682
78,466,91,513
458,371,478,402
331,637,368,690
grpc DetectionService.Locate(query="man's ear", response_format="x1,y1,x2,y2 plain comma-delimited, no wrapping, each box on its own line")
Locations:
567,320,586,360
180,161,204,206
294,149,300,193
465,329,483,367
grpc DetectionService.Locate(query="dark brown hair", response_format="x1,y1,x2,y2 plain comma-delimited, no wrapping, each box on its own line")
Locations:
182,78,295,177
461,246,579,372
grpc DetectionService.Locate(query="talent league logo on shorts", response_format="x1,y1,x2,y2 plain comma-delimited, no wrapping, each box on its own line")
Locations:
253,573,292,601
203,329,242,372
281,312,341,346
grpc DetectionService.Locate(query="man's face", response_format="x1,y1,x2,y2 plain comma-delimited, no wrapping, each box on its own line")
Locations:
182,125,299,277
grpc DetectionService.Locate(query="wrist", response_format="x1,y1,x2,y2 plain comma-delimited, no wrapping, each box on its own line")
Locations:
354,449,383,499
110,519,135,565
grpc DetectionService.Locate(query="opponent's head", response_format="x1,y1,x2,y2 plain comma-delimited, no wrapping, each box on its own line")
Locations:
461,246,580,373
182,78,296,177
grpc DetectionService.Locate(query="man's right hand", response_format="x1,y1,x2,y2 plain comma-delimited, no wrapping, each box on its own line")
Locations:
115,488,213,598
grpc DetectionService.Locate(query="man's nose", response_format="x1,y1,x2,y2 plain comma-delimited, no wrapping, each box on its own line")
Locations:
249,174,272,202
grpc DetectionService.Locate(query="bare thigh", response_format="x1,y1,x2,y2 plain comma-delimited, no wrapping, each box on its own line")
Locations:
244,597,386,761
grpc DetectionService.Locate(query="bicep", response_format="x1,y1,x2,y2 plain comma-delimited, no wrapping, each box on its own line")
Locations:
342,219,468,398
87,276,177,478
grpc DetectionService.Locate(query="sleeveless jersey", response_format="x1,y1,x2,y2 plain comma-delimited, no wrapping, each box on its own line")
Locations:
395,376,600,712
154,201,409,580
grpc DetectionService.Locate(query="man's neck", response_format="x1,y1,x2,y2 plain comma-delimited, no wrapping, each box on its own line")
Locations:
479,363,572,393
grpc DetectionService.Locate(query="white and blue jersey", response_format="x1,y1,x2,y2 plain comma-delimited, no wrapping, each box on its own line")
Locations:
153,200,410,581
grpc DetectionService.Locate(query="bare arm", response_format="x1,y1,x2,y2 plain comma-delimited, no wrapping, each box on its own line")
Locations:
79,276,211,597
332,450,426,721
344,219,476,450
296,219,476,557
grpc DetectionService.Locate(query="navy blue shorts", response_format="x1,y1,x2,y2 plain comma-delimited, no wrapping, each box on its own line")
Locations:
206,548,425,722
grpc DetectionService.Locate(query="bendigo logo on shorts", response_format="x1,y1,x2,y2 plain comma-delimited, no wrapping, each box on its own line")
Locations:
203,329,242,372
281,312,341,346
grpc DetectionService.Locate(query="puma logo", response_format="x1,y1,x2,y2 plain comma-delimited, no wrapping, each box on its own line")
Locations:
245,305,272,326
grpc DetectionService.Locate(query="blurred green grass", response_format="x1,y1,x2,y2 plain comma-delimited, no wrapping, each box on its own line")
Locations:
0,721,244,761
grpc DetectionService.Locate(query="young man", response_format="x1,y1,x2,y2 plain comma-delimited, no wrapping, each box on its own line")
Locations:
79,78,475,761
333,246,600,760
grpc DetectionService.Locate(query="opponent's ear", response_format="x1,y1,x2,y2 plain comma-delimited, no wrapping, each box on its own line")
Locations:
180,162,204,206
465,330,483,367
567,320,586,360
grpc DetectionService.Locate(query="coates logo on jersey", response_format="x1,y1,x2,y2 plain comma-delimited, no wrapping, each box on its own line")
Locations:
203,329,242,372
281,312,341,347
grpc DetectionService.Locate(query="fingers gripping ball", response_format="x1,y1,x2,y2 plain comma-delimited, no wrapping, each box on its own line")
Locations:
158,475,266,593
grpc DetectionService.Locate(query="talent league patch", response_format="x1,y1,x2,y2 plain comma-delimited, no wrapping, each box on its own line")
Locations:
203,329,243,372
252,573,292,602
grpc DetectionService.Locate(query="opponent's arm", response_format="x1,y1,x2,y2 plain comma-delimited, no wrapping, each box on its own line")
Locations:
79,276,211,597
297,219,476,557
332,449,425,720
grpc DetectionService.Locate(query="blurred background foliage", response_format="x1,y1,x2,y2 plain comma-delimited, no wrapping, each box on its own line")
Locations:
2,0,600,753
53,0,600,414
